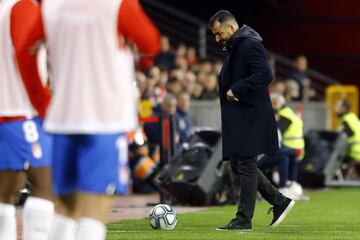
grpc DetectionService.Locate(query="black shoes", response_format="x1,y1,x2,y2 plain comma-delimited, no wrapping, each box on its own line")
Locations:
217,197,294,231
216,218,252,231
268,197,295,227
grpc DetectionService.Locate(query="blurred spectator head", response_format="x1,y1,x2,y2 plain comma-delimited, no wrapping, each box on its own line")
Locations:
213,60,223,75
158,70,169,88
197,71,208,84
334,99,352,117
269,80,286,95
155,36,175,70
202,74,219,100
170,68,185,82
183,71,196,94
186,47,198,65
177,91,191,113
175,56,189,71
209,10,239,45
161,93,178,115
200,61,213,74
166,78,183,95
160,36,171,53
148,66,161,82
204,74,218,92
284,79,300,101
152,70,169,104
189,63,201,74
176,43,187,58
294,55,308,73
270,93,286,112
136,71,148,98
192,82,204,100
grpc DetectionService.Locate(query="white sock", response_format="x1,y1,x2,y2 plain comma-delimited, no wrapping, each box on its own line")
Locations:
23,197,55,240
76,218,106,240
49,214,78,240
0,203,17,240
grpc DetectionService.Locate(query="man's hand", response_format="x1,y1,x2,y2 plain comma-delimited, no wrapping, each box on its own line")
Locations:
226,89,239,102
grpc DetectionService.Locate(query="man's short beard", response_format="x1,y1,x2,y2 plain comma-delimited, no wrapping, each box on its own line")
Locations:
220,39,228,45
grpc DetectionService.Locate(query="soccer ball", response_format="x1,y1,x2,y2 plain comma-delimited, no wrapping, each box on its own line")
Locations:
148,204,177,230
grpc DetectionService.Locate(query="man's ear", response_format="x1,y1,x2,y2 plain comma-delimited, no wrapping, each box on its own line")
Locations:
230,24,236,34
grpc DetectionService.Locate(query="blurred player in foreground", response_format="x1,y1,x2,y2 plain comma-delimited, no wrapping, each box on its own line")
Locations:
21,0,160,239
0,0,54,240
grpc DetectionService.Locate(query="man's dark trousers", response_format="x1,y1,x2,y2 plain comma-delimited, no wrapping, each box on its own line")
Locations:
230,156,287,224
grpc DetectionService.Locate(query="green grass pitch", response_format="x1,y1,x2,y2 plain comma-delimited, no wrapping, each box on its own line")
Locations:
107,188,360,240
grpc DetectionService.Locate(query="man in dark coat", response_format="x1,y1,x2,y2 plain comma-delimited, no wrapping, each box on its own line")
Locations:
209,10,295,230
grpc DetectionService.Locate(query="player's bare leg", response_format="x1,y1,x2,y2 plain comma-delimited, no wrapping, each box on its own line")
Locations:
23,166,54,240
27,166,53,200
77,193,113,223
75,193,113,240
0,171,26,203
49,194,79,240
0,171,25,240
49,193,112,240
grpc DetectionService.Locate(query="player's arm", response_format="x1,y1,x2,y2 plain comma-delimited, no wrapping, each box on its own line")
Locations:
117,0,161,56
12,0,51,118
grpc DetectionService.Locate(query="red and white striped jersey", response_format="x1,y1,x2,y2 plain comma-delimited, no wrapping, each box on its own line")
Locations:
0,0,50,121
35,0,160,133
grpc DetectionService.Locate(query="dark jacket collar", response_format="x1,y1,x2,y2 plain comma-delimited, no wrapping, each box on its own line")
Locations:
224,25,263,52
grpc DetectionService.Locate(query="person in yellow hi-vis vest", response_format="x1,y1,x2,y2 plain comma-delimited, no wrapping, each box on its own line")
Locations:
335,99,360,179
269,93,308,201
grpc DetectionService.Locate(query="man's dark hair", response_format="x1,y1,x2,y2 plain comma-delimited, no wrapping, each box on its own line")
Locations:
209,10,237,28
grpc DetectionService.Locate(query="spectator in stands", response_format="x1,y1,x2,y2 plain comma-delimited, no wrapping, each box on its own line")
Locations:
269,79,287,96
166,77,183,96
148,66,161,83
152,70,168,104
136,71,156,119
175,56,189,71
170,68,186,82
136,71,149,99
189,62,201,74
176,43,187,58
334,99,360,179
144,94,178,145
199,60,214,74
213,60,223,76
271,93,308,200
183,71,197,96
176,92,192,144
186,47,198,65
192,81,205,100
287,55,311,101
257,129,290,195
196,70,208,84
155,36,175,69
284,79,301,101
202,74,219,100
